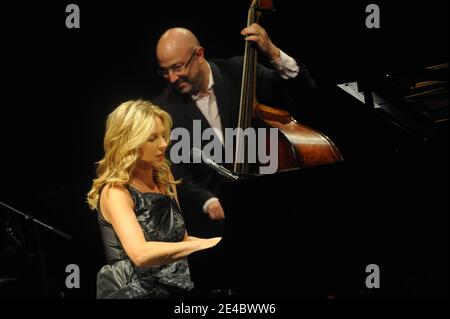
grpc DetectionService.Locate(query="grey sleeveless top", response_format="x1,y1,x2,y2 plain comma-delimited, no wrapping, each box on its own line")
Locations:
96,186,194,299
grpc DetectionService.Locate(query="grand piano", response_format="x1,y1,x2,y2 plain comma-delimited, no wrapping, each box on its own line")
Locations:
189,162,376,299
188,62,448,299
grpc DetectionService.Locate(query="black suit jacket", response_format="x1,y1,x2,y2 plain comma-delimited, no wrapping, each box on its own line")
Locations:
154,56,317,218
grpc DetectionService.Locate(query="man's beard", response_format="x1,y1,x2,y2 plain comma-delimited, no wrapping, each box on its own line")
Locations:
173,78,192,94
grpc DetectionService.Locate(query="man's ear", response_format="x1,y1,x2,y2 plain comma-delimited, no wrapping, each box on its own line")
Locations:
197,46,205,63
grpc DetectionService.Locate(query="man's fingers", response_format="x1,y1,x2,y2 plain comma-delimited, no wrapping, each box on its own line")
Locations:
208,207,224,220
244,35,259,43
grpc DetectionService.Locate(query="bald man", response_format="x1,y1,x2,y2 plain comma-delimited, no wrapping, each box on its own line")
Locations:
154,24,317,237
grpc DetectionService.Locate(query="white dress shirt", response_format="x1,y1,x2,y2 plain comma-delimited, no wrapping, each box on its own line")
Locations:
192,50,300,213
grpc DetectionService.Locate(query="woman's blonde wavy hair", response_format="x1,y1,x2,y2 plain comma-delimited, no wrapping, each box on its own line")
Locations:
87,100,178,211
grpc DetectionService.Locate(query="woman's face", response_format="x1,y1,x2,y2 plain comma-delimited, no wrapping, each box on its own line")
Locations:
137,116,168,170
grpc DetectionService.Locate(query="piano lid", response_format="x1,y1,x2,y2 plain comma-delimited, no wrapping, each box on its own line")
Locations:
337,62,448,141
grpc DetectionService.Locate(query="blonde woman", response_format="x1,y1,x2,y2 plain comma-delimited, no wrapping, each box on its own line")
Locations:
87,100,221,299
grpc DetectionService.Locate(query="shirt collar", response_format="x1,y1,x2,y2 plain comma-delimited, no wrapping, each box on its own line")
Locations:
191,63,214,101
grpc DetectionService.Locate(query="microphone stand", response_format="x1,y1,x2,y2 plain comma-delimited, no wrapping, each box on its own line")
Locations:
191,147,240,181
0,200,71,298
0,201,71,240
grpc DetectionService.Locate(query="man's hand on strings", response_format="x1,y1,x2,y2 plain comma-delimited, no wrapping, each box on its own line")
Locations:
241,23,280,61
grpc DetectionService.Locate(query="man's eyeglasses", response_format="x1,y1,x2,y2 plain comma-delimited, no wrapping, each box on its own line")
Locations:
157,48,198,78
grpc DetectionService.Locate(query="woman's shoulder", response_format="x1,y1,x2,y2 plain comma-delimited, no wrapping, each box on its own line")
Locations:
99,184,134,223
100,184,133,204
101,183,129,194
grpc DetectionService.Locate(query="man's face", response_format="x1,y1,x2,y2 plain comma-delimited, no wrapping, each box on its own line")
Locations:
157,47,200,95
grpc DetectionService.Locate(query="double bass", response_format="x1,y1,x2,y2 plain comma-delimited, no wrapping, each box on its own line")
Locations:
233,0,343,174
188,1,345,295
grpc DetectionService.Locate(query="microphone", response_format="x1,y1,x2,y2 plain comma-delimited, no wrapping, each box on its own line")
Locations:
191,147,239,181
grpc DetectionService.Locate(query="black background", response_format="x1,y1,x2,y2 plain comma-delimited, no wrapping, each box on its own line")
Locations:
0,0,448,300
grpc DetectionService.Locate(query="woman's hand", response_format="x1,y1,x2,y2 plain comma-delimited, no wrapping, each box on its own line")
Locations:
197,237,222,250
